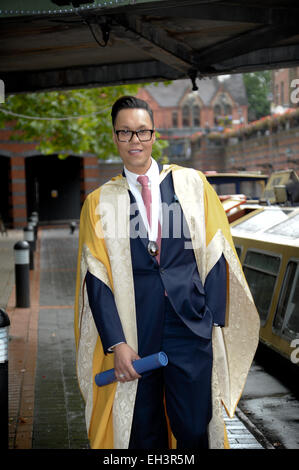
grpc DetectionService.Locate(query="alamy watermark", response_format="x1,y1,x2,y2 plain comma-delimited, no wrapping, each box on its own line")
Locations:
290,79,299,104
290,339,299,364
0,79,4,103
94,197,198,250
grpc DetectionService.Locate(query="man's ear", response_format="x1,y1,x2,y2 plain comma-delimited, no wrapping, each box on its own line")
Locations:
152,129,156,144
112,129,117,145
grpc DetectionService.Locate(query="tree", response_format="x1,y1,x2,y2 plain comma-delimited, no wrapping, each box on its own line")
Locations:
0,85,168,161
243,71,271,121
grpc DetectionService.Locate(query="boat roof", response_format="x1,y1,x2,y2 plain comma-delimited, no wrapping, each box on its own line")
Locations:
205,172,268,182
231,206,299,248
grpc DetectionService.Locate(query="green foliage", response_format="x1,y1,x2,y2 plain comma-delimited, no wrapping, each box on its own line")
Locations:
0,85,168,161
243,71,271,121
152,132,169,164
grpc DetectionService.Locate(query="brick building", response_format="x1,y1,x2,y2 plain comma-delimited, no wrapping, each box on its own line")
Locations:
0,125,100,227
137,75,248,162
1,71,299,229
192,124,299,174
1,75,248,228
272,67,299,110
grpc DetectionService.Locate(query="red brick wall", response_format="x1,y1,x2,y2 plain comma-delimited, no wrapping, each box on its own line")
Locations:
137,88,177,129
97,162,123,187
80,156,101,203
0,125,36,226
273,69,290,106
191,138,225,172
9,157,27,227
79,160,124,198
224,128,299,172
192,126,299,174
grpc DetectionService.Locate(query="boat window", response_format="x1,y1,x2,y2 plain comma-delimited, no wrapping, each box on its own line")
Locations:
273,261,299,339
244,251,280,273
233,210,288,234
243,250,280,325
235,245,242,259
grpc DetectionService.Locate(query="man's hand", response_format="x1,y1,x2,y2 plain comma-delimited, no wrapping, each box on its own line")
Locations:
114,343,141,383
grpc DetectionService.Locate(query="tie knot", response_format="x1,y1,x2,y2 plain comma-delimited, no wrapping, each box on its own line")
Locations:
137,175,149,187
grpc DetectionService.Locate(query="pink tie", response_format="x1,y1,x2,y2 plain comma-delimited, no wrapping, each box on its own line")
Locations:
137,175,152,226
137,175,161,262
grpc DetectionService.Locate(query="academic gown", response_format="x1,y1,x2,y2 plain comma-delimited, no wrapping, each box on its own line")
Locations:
85,167,227,354
74,164,260,449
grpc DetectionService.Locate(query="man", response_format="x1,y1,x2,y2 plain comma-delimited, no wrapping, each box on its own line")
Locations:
74,96,260,450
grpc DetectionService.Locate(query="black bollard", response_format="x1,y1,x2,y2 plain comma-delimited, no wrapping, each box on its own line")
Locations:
28,218,37,251
23,225,34,270
30,213,39,237
14,241,30,308
30,212,39,224
70,221,76,234
0,308,10,447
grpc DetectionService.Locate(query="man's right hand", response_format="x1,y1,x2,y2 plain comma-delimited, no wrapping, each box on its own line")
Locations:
113,343,141,383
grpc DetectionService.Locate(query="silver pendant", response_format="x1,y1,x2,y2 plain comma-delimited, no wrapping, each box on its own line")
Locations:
148,241,159,257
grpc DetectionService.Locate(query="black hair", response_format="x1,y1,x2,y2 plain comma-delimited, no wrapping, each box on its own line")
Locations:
111,95,154,128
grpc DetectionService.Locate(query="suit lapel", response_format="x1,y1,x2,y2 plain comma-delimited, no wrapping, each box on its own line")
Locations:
159,170,175,206
159,171,177,264
128,189,149,254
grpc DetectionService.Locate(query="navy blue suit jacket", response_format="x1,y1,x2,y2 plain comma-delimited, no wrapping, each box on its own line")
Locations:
86,167,227,355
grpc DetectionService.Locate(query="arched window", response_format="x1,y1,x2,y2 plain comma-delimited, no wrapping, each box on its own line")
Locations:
224,104,232,116
172,111,178,128
193,105,200,127
214,104,221,124
280,82,284,105
214,104,221,116
182,105,191,127
275,84,279,105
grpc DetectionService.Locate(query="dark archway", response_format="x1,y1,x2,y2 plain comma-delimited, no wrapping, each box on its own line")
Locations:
0,155,11,225
25,155,81,224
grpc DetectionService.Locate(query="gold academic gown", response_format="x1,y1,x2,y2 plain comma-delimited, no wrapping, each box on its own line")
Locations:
74,164,260,449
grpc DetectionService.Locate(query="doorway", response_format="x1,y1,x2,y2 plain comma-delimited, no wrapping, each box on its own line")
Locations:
25,155,81,223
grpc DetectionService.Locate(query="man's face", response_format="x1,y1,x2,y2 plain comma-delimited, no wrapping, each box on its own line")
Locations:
113,108,155,174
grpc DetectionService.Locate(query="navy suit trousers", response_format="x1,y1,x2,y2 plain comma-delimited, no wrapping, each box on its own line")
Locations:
129,296,212,449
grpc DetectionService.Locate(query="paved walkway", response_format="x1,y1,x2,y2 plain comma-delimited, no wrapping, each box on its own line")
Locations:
2,227,266,450
6,227,88,449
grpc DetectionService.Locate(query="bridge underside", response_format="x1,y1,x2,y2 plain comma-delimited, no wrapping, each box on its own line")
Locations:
1,0,299,93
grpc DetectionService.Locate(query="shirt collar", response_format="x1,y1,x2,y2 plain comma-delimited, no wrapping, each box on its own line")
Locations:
124,157,159,186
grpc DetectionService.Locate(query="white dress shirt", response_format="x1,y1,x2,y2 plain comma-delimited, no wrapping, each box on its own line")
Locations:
124,157,162,240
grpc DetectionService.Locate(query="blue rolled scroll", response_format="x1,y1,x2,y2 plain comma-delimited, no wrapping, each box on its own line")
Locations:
95,351,168,387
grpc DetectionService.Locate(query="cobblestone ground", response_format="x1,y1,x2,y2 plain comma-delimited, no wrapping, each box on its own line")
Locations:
32,228,89,449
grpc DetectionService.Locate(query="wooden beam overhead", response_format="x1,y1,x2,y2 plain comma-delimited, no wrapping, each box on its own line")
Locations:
111,15,196,74
128,2,299,28
211,44,299,74
2,60,183,94
194,23,299,70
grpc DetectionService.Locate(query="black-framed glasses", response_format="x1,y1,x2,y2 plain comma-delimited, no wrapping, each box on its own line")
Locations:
115,129,154,142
